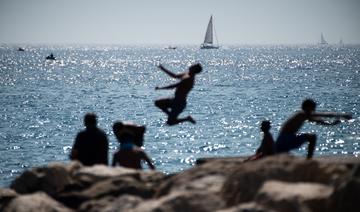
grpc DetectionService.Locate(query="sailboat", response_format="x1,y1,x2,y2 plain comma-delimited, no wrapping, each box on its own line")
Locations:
319,33,328,45
200,15,219,49
339,38,344,46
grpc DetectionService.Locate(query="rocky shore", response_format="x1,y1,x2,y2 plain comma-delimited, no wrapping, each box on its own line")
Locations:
1,154,359,212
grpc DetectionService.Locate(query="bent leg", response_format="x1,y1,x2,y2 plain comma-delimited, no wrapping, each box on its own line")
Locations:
154,98,172,115
306,134,317,159
167,116,196,126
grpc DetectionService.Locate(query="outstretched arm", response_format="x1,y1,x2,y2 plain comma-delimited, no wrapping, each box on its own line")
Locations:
312,112,352,120
158,64,184,79
309,117,341,126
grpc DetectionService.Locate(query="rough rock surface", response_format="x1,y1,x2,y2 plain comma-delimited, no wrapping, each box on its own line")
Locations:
1,154,359,212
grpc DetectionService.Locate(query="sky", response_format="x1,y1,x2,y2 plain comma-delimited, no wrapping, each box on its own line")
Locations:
0,0,360,45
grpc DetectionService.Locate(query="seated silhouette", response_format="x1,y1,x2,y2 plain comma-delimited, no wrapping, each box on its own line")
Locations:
70,113,109,166
245,120,275,161
112,122,155,170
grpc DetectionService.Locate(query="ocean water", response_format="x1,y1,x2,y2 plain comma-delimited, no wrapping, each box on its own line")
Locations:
0,44,359,187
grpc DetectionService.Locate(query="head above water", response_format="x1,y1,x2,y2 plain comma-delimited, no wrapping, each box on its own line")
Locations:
84,113,97,128
301,99,317,113
189,63,202,76
260,120,271,132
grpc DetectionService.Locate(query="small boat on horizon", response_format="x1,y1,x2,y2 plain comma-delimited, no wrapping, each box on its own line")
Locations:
46,53,56,60
319,33,328,45
200,15,220,49
164,46,177,50
17,47,25,52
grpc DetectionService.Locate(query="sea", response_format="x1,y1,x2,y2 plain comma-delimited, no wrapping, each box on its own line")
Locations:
0,44,359,187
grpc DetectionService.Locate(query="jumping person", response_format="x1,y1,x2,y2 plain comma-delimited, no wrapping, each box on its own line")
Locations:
275,99,352,159
154,63,202,125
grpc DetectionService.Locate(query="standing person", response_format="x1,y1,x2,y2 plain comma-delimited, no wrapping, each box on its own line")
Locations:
70,113,109,166
275,99,352,159
112,122,155,170
154,63,202,125
245,120,275,161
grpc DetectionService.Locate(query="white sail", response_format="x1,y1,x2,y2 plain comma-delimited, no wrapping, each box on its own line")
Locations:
320,33,328,45
203,16,214,44
200,16,219,49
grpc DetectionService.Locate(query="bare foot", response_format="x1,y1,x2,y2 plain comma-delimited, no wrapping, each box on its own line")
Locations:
187,116,196,124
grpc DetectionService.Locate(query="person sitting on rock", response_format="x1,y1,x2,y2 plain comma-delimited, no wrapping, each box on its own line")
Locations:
245,120,275,161
275,99,352,159
70,113,109,166
112,122,155,170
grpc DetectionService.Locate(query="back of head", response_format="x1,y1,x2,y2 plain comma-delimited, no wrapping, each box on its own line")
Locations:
301,99,316,113
113,121,124,138
189,63,202,75
84,113,97,128
261,120,271,132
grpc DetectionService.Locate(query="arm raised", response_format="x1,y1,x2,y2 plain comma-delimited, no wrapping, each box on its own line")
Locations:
158,64,183,79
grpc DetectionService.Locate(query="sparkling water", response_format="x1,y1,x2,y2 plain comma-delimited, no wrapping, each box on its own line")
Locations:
0,44,359,187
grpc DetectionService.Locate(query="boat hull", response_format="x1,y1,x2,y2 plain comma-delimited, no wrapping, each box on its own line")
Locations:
200,45,219,49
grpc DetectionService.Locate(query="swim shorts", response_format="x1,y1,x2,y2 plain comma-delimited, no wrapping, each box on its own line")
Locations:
275,133,307,153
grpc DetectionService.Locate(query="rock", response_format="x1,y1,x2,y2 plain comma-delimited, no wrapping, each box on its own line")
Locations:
3,192,72,212
79,195,143,212
255,180,334,212
10,162,82,196
0,188,18,211
221,154,350,206
330,178,360,212
156,157,247,197
57,175,155,209
132,191,225,212
216,202,274,212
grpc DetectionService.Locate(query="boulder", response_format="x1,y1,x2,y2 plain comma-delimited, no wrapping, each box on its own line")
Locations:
330,178,360,212
0,188,18,211
221,154,350,206
156,157,247,197
3,192,72,212
10,162,82,196
255,180,334,212
57,175,155,209
216,202,274,212
79,194,143,212
132,191,225,212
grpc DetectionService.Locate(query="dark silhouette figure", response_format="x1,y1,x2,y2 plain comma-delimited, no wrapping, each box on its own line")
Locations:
70,113,109,166
112,121,146,147
154,63,202,125
245,120,275,161
46,53,56,60
275,99,352,159
112,122,155,170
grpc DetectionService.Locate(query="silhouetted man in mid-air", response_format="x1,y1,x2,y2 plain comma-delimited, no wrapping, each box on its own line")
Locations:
70,113,109,166
155,63,202,125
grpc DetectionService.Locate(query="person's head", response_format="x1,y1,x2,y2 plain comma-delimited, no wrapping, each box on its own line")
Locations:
113,121,125,139
260,120,271,132
301,99,316,113
84,113,97,128
189,63,202,76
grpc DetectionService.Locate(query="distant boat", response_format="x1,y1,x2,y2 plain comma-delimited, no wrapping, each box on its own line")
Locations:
46,53,56,60
319,33,328,45
164,46,177,50
17,47,25,52
339,38,344,46
200,15,219,49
